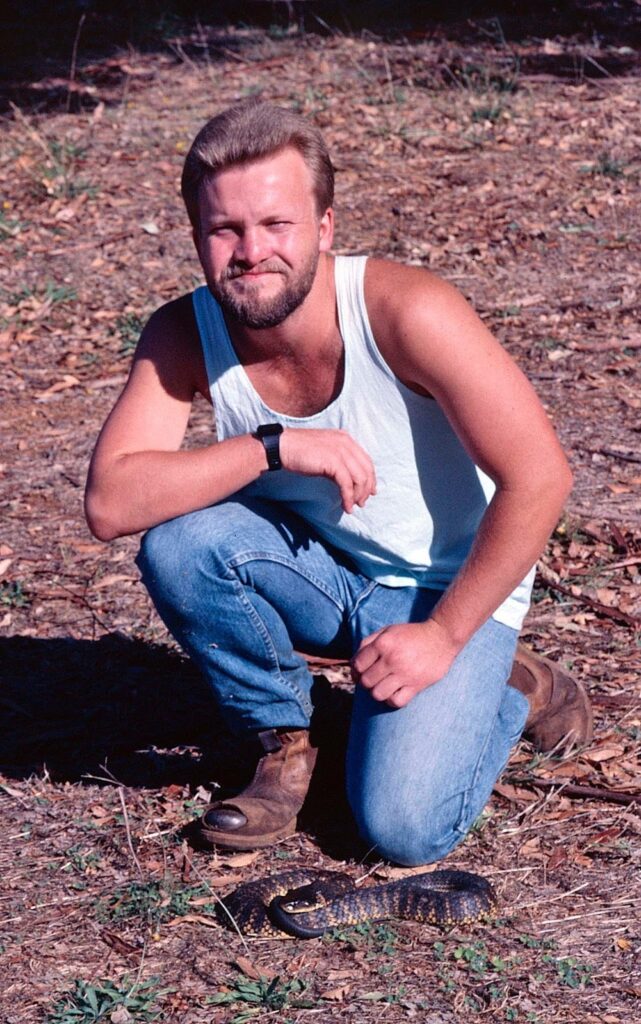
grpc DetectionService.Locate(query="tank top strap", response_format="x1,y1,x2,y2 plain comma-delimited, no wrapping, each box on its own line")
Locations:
334,255,396,382
192,285,238,391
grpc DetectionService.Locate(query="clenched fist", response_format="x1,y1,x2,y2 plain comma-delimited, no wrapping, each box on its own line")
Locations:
351,619,460,708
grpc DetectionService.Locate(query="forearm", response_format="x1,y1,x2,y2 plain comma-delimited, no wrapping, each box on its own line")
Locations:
429,478,571,649
85,433,267,540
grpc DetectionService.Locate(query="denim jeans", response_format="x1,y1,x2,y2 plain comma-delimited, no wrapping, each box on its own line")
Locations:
137,497,529,865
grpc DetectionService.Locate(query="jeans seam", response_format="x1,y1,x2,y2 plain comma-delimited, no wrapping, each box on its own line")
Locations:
227,550,346,611
453,636,517,837
347,579,379,623
230,577,313,716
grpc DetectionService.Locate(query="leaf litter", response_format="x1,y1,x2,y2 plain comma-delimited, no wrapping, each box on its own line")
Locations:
0,15,639,1024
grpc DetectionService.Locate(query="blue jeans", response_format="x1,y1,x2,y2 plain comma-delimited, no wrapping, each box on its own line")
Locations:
136,498,528,865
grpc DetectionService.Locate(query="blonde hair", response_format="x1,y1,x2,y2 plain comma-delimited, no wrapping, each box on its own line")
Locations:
181,100,334,227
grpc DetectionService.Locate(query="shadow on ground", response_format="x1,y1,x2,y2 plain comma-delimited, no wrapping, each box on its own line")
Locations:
0,631,360,856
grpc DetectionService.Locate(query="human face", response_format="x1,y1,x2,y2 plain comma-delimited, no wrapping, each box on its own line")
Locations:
194,148,334,329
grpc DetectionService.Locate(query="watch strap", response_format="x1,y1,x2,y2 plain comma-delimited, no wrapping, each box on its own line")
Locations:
254,423,283,471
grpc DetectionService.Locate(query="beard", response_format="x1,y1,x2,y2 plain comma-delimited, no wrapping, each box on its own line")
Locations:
209,251,319,329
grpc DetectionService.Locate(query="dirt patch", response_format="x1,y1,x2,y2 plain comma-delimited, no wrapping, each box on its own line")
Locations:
0,21,639,1024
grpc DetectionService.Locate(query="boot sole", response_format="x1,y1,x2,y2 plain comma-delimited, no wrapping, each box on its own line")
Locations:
199,816,298,851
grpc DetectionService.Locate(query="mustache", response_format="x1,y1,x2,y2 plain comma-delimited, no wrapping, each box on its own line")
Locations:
225,259,287,280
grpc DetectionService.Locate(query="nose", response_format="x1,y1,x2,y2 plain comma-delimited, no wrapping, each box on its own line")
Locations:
233,227,270,268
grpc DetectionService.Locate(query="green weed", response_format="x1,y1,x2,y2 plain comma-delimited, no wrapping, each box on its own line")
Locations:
518,934,557,950
116,313,145,355
207,966,313,1021
37,139,94,200
97,880,214,929
44,976,167,1024
0,208,24,239
0,580,30,608
545,955,594,989
582,152,626,178
326,919,399,955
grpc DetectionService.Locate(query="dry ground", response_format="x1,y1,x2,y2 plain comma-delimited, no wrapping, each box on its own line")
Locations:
0,21,640,1024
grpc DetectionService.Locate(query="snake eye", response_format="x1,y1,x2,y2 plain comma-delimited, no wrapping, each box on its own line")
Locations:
280,897,317,913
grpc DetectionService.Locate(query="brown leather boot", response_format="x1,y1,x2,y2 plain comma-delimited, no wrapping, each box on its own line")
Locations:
508,644,593,752
199,728,317,851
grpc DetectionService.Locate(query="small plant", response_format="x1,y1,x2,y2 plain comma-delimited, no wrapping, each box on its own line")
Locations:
326,919,399,955
0,207,23,239
518,934,557,950
97,880,214,930
44,976,167,1024
116,313,145,355
453,939,490,975
207,967,313,1021
546,955,594,989
0,580,30,608
582,152,626,178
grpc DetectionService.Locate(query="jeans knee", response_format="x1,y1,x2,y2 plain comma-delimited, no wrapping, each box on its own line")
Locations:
350,786,467,867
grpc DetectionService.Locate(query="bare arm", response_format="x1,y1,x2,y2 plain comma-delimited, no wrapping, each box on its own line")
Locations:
85,296,376,541
352,260,573,707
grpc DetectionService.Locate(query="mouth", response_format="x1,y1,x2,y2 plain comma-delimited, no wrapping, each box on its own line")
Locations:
227,263,285,281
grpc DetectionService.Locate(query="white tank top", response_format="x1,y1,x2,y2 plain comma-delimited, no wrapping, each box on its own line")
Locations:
192,255,534,629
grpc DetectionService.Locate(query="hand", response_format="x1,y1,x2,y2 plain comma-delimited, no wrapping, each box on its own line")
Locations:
351,620,460,708
279,427,376,513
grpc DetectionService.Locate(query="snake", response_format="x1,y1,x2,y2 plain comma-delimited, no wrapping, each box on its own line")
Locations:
217,868,497,938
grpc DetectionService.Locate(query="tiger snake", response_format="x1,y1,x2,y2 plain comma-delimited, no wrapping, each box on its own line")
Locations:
217,868,497,938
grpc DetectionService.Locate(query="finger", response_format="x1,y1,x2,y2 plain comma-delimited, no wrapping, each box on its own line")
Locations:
359,658,393,690
348,450,376,504
385,686,415,709
369,673,404,703
351,630,385,678
332,464,356,513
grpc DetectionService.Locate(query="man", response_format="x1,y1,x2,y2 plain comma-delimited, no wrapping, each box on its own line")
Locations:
85,101,592,865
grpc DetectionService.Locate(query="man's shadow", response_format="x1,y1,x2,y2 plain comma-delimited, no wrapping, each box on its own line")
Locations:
0,633,360,858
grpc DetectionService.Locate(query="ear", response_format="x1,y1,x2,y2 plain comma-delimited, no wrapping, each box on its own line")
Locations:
318,208,334,252
192,225,201,260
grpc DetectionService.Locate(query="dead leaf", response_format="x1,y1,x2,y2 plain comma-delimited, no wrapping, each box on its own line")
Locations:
320,983,352,1001
585,745,625,763
192,874,244,890
89,573,137,591
519,837,543,860
494,782,540,803
35,375,81,400
218,851,261,868
0,557,13,578
233,956,274,980
110,1009,132,1024
546,847,568,872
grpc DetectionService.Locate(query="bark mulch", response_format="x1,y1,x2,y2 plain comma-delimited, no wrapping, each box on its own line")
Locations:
0,19,639,1024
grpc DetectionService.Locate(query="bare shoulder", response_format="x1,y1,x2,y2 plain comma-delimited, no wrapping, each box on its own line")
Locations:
134,293,208,401
364,257,465,336
363,256,490,392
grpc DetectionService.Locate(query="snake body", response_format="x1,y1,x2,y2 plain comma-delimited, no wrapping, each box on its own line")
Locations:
218,869,496,938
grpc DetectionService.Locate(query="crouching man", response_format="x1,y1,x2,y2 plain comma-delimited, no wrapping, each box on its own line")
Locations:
85,101,592,865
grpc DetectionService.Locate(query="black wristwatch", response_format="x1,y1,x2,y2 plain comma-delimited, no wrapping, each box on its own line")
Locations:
254,422,283,471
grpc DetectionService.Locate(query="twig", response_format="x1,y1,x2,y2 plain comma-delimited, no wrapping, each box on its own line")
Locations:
512,881,589,912
117,786,144,880
67,13,86,113
537,572,641,629
510,777,639,806
176,854,252,955
580,446,641,465
569,338,641,352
